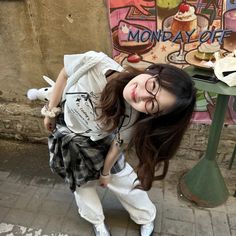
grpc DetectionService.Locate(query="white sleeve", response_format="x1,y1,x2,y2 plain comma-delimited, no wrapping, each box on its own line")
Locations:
97,55,124,75
64,51,123,77
64,51,102,77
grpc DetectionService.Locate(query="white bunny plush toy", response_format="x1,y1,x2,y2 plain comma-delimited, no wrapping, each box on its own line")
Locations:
27,76,55,102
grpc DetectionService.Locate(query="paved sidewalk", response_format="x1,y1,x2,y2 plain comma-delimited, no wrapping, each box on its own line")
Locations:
0,139,236,236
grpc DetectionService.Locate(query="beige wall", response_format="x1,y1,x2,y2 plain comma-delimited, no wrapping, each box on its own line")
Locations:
0,0,113,140
0,0,112,95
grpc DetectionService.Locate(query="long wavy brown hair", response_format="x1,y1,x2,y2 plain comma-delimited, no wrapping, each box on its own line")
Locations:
98,64,196,190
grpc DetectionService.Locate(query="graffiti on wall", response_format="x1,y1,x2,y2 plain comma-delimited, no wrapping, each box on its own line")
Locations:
107,0,236,124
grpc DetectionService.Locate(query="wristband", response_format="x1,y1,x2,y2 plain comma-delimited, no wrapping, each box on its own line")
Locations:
100,170,111,178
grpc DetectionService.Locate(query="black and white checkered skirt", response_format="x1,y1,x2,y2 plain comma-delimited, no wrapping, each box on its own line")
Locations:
48,115,125,191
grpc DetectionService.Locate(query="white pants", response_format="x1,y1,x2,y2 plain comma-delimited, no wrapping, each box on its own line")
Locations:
74,163,156,225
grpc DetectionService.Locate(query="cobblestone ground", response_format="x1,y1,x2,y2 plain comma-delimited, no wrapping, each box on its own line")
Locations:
0,139,236,236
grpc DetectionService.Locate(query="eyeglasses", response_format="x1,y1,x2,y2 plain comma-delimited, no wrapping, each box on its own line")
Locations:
144,74,160,115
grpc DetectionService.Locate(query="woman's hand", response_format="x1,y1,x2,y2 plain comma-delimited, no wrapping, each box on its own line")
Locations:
42,67,67,133
44,116,56,132
99,174,111,188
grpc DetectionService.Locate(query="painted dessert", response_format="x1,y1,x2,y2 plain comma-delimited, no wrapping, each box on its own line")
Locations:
127,54,142,63
171,3,198,40
224,9,236,32
117,20,149,47
195,41,221,61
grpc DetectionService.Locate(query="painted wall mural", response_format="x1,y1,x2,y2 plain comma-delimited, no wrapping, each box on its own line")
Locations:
107,0,236,124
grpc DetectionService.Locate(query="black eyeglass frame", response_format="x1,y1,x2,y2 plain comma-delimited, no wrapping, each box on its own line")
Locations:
144,74,161,115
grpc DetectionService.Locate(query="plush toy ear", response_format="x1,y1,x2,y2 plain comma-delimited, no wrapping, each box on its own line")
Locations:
43,75,55,87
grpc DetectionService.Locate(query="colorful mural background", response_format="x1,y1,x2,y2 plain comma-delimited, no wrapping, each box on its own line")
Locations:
107,0,236,124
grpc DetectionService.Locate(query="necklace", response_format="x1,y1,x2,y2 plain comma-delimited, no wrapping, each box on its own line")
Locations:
115,104,134,147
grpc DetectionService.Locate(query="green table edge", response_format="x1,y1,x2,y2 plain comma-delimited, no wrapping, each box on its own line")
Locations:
184,66,236,96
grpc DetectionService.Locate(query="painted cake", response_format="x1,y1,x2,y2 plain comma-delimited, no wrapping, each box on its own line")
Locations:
118,20,149,47
171,3,198,40
224,9,236,32
195,41,221,61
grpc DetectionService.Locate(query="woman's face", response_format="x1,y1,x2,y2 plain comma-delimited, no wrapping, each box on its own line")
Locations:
123,74,176,115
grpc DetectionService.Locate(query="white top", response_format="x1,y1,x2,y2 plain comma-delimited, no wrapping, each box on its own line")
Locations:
63,51,139,142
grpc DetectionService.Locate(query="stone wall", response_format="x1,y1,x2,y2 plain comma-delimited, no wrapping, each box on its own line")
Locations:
1,96,236,162
0,0,235,161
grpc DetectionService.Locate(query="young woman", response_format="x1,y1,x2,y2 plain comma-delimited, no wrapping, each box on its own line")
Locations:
43,51,196,236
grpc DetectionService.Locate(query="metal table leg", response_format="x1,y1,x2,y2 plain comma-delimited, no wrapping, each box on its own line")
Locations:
179,94,229,207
